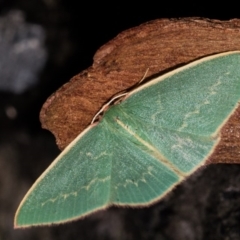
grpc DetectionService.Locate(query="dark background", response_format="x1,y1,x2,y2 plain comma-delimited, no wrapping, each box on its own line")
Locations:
0,1,240,240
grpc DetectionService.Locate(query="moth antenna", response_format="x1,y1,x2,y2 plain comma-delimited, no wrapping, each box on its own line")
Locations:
138,68,149,84
91,92,128,124
91,69,149,124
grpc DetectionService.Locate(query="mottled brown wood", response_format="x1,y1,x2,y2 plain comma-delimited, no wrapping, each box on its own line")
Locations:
40,17,240,164
207,107,240,164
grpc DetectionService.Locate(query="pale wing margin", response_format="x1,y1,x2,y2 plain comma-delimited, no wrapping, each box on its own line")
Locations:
122,51,240,136
114,52,240,173
15,122,114,227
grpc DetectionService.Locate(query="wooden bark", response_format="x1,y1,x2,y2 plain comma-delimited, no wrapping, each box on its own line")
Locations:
40,17,240,164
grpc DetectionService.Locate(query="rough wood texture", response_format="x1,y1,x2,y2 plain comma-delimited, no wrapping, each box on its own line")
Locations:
40,17,240,164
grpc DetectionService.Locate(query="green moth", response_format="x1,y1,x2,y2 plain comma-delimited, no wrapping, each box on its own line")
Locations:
15,51,240,228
